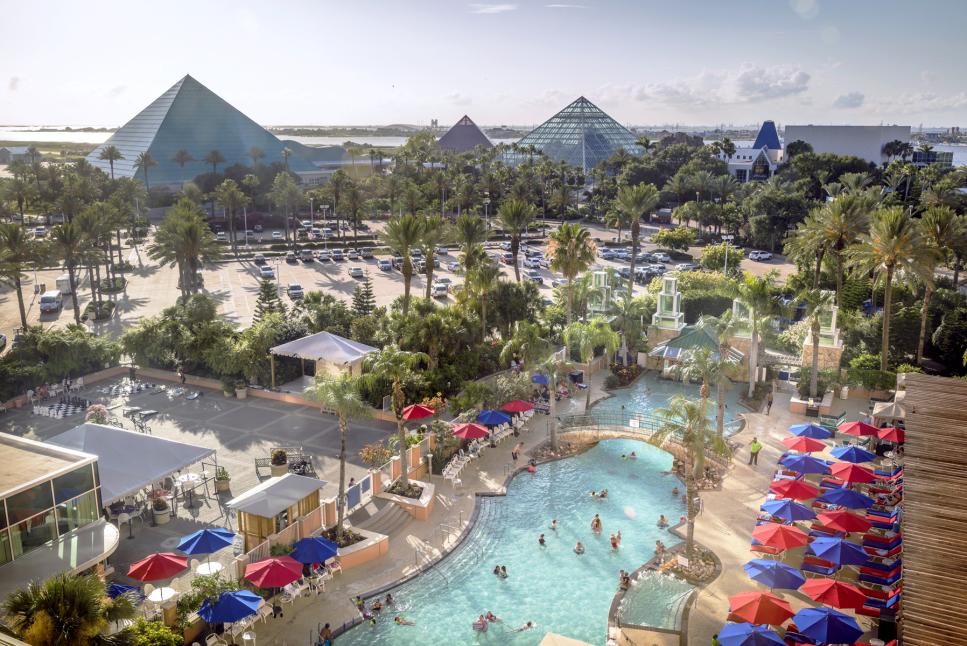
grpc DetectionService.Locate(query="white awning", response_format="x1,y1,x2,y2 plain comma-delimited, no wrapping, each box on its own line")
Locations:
47,423,215,504
270,331,377,364
226,474,327,518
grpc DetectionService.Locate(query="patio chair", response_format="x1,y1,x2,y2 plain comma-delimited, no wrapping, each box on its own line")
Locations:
256,604,273,623
326,559,343,576
205,634,227,646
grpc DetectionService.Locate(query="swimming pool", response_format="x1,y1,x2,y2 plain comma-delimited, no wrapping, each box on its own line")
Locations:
338,439,689,646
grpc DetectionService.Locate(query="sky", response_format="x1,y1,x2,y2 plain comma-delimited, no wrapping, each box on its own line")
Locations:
2,0,965,128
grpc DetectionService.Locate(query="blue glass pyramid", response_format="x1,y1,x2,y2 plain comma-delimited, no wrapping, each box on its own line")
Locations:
752,120,781,150
87,75,315,186
516,96,641,172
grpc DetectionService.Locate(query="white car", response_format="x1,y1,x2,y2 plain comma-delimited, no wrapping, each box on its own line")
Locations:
259,266,275,279
748,250,773,261
317,250,331,261
432,277,452,291
652,252,671,263
523,256,542,269
347,248,360,260
286,283,304,299
272,231,283,240
349,266,365,278
674,262,699,272
447,261,461,272
551,278,567,288
432,283,449,298
216,231,227,242
378,259,392,271
525,270,544,285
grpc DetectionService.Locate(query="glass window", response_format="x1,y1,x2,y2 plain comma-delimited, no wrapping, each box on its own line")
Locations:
56,491,101,534
6,482,54,524
10,509,57,558
53,466,95,504
0,530,11,566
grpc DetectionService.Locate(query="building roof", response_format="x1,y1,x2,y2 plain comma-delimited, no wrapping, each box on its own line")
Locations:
0,146,30,155
515,96,641,172
47,423,214,504
752,120,781,150
85,74,316,185
0,434,95,500
437,115,493,153
649,325,744,362
226,474,326,518
270,331,377,364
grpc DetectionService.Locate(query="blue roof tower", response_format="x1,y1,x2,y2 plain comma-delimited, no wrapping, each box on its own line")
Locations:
752,120,781,150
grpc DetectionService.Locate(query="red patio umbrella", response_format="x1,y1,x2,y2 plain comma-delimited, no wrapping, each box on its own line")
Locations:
829,462,876,483
838,421,879,436
817,510,873,534
128,552,188,581
402,404,435,421
769,479,821,500
451,422,489,440
500,400,535,413
877,427,905,443
752,522,808,551
782,436,826,453
801,578,867,609
728,590,794,625
244,556,303,588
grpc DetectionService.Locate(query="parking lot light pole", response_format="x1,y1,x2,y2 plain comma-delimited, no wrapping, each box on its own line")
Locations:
722,234,734,275
309,197,314,228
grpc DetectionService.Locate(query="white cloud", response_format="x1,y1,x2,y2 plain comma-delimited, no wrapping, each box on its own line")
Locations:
732,64,810,101
446,91,472,106
468,3,517,14
789,0,819,19
108,85,127,98
878,91,967,114
8,76,20,91
545,3,586,8
833,92,864,108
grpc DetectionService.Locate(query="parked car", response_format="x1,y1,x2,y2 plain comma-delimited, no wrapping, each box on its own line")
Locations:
447,261,461,272
613,250,630,261
361,247,375,259
253,224,264,233
39,290,63,313
435,245,449,255
285,251,297,263
433,277,452,290
432,283,449,298
652,252,671,263
347,248,360,260
300,249,315,262
502,252,515,265
331,249,344,261
287,283,304,299
551,278,567,288
244,230,256,240
0,333,6,353
272,231,284,240
301,220,312,229
317,250,331,262
259,266,275,279
349,266,365,278
748,250,773,261
637,252,657,263
253,254,266,265
647,263,666,275
392,255,404,270
523,256,542,269
525,270,544,285
599,248,616,260
216,232,227,242
500,241,512,251
378,259,392,271
674,262,699,272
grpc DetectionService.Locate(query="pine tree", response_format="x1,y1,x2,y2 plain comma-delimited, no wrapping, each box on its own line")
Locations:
352,277,376,316
253,278,284,322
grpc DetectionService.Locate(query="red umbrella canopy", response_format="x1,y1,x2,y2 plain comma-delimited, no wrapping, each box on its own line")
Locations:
452,423,489,440
838,421,879,436
402,404,435,421
877,426,905,443
128,552,188,581
751,523,809,551
500,400,535,413
728,591,794,625
829,462,876,483
244,556,303,588
782,436,826,452
801,578,867,609
817,510,873,534
769,479,821,500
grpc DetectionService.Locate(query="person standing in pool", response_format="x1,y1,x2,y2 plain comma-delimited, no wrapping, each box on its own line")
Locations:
538,533,546,547
591,514,602,533
550,519,558,531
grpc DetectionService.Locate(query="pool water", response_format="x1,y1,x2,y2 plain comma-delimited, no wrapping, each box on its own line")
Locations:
339,439,689,646
616,572,694,628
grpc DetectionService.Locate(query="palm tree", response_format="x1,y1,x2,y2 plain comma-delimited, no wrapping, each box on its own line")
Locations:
0,223,40,327
133,152,157,192
249,146,265,169
471,262,502,340
382,214,424,315
652,395,730,557
535,352,571,451
734,273,778,397
676,347,718,411
172,149,194,172
282,147,293,172
798,288,836,398
548,223,596,325
497,199,535,282
214,179,249,253
303,373,372,538
819,193,874,303
563,317,620,411
451,213,488,274
269,172,301,246
609,292,647,364
499,321,552,368
696,313,739,436
784,208,828,289
916,206,957,363
363,345,428,486
147,197,222,297
848,206,938,372
204,149,225,176
3,572,137,646
97,145,124,180
614,183,660,299
420,215,445,299
50,221,84,323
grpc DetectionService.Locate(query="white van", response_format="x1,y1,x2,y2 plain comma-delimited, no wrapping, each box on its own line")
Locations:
39,290,64,313
55,273,74,294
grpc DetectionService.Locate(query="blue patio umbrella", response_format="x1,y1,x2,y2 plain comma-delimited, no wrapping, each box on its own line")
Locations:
531,373,549,385
791,607,864,644
788,423,832,439
290,536,338,564
808,536,869,566
743,559,805,590
779,454,830,475
760,499,816,522
198,590,263,624
477,409,512,426
816,487,875,509
830,445,876,463
177,528,236,556
107,583,142,600
717,622,786,646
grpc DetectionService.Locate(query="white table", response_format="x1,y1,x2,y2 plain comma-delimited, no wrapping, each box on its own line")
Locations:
196,561,223,575
176,473,201,508
146,587,176,603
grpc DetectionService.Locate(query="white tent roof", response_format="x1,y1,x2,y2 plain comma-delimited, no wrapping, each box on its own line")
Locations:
270,331,377,364
226,474,327,518
47,423,214,505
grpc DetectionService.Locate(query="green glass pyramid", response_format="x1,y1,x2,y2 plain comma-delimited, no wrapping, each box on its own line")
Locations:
516,96,641,172
87,75,315,186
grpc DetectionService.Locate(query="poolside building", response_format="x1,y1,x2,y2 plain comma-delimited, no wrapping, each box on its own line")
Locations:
86,74,324,187
437,115,493,153
718,121,783,183
514,96,641,173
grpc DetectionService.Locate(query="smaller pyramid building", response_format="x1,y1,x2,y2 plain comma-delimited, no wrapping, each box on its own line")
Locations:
515,96,641,172
87,75,318,187
437,115,492,153
752,120,781,151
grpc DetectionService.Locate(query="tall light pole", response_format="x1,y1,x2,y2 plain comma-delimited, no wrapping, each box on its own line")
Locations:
309,197,314,228
483,196,491,230
722,234,734,275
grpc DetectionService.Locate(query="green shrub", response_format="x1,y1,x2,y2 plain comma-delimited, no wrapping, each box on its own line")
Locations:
894,363,923,374
604,374,620,390
125,619,182,646
82,300,115,321
681,292,732,324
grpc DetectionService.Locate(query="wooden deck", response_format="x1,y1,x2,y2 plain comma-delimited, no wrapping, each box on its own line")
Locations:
898,373,967,645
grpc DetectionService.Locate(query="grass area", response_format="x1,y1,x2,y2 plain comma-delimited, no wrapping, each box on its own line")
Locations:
0,140,96,160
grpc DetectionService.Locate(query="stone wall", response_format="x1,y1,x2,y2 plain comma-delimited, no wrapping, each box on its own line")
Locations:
800,342,844,373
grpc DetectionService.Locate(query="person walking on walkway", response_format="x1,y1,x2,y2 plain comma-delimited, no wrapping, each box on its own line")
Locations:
748,437,763,466
766,390,774,414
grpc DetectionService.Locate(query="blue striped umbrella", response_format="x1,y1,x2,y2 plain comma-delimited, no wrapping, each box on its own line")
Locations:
807,536,869,566
779,454,830,475
717,622,785,646
760,499,816,522
830,445,876,463
816,488,875,509
791,607,864,644
290,537,338,564
743,559,805,590
177,528,235,556
198,590,263,624
788,423,832,439
477,409,512,426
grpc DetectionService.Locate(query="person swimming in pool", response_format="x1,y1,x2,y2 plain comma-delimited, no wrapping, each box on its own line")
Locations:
500,565,508,578
671,487,680,496
395,616,414,625
574,541,585,554
485,611,500,622
512,621,535,633
599,489,608,498
658,514,669,528
610,533,619,550
473,615,488,632
550,519,558,531
539,533,546,547
629,451,637,459
591,514,602,532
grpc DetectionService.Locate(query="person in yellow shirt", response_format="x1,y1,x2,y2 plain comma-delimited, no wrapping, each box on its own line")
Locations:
748,437,763,466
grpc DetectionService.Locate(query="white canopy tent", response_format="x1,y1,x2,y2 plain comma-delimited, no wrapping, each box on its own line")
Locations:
47,423,215,505
225,474,327,518
269,331,377,387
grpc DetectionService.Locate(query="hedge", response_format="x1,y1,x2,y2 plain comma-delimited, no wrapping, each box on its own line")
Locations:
681,292,732,324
